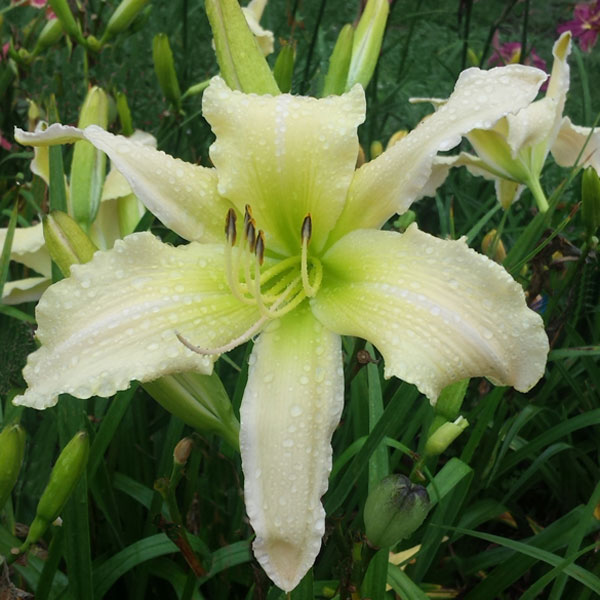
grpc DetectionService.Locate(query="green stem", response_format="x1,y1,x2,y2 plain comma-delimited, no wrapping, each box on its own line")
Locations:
527,176,549,213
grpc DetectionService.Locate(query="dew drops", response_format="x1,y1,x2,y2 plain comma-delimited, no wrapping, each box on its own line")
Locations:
290,404,303,417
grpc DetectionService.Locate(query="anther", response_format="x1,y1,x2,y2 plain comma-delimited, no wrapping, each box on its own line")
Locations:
301,214,312,243
244,204,253,230
255,230,265,265
225,208,237,246
245,219,256,252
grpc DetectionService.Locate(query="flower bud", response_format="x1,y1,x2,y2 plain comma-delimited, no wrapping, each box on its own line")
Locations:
582,166,600,238
370,140,383,160
116,92,134,136
0,424,26,510
69,86,109,229
143,371,240,451
346,0,389,90
32,18,63,55
173,437,193,466
152,33,181,109
48,0,83,43
23,431,89,547
205,0,279,95
273,45,295,94
364,474,430,547
322,24,354,97
43,210,98,276
424,416,469,457
481,229,507,263
104,0,150,40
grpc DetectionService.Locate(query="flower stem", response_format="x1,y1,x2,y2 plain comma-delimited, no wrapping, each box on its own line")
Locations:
527,176,549,212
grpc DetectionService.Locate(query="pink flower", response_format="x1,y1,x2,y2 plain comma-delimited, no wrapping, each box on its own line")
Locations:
557,1,600,52
0,131,12,152
488,32,547,72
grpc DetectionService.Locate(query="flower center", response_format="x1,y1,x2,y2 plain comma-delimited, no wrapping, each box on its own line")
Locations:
224,206,322,319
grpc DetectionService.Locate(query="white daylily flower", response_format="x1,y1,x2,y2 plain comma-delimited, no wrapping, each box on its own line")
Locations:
13,68,550,591
420,33,573,210
551,116,600,173
242,0,274,56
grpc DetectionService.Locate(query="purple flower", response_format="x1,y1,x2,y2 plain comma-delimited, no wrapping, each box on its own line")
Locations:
488,32,547,72
557,1,600,52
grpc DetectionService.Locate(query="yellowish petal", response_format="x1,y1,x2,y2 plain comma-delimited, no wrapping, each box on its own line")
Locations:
14,233,261,409
312,226,548,401
203,77,365,254
0,222,51,277
240,306,343,591
2,277,51,305
551,117,600,172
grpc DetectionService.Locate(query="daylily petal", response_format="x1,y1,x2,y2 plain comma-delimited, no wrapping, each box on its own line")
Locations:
0,222,51,277
203,77,365,254
15,124,230,243
330,64,547,239
240,306,344,591
312,226,548,401
13,233,261,409
242,0,274,56
2,277,50,305
551,117,600,172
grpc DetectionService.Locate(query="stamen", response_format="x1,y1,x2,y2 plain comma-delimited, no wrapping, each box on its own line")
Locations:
300,214,319,297
255,230,265,266
244,204,253,231
245,218,256,252
225,208,237,246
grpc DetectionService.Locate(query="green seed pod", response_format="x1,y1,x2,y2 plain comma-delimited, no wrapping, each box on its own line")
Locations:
104,0,150,40
582,166,600,238
32,18,64,55
0,424,26,510
364,474,430,548
322,24,354,97
273,45,295,94
152,33,182,109
43,210,98,276
23,431,89,547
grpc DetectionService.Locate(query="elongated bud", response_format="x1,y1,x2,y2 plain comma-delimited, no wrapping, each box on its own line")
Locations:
346,0,389,90
364,474,430,547
48,0,83,43
322,24,354,97
32,18,64,55
116,92,134,136
104,0,150,40
370,140,383,159
424,416,469,457
481,229,507,263
69,87,109,229
205,0,279,94
23,431,89,548
143,372,240,451
152,33,181,109
173,437,193,466
0,424,26,510
43,210,98,276
582,166,600,238
273,45,295,94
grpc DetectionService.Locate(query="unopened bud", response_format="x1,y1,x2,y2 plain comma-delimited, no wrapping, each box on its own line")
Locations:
116,92,134,136
322,24,354,97
346,0,389,90
48,0,83,43
364,474,430,547
33,18,63,55
153,33,181,109
173,437,193,466
23,431,89,548
43,210,98,276
424,416,469,457
582,166,600,238
273,45,295,94
0,424,26,510
104,0,150,39
481,229,506,263
370,140,383,160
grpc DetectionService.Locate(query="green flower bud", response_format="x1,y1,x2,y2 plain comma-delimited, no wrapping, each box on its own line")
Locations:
205,0,279,95
32,18,63,55
582,166,600,238
364,474,430,547
173,437,193,466
43,210,98,276
346,0,389,90
69,86,109,229
85,34,102,53
23,431,89,548
48,0,83,43
152,33,182,109
424,416,469,457
143,371,240,451
104,0,150,40
322,24,354,97
0,424,26,510
116,92,134,136
273,45,295,94
370,140,383,160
